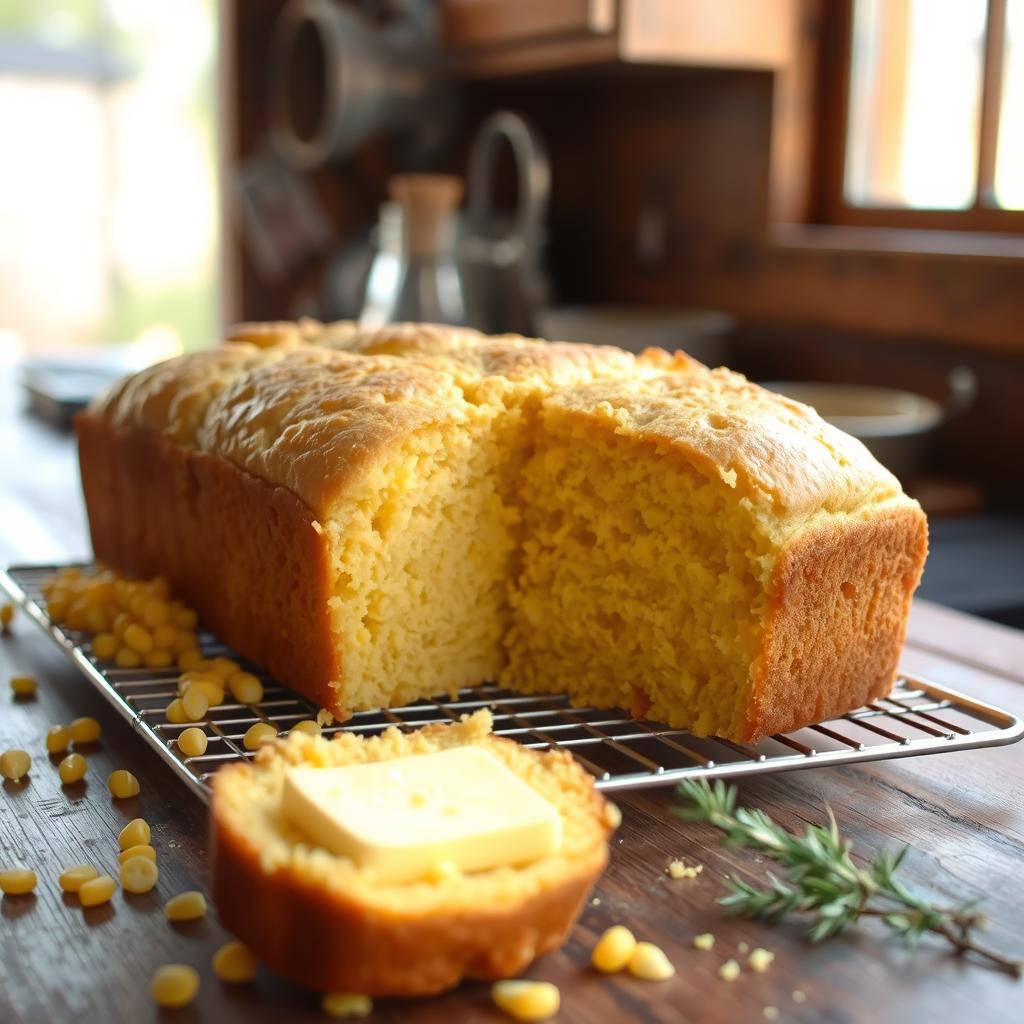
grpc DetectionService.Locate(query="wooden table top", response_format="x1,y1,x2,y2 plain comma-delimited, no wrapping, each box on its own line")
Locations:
2,386,1023,1023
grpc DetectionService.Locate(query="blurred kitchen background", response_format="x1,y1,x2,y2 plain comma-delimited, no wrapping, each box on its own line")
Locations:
2,0,1023,623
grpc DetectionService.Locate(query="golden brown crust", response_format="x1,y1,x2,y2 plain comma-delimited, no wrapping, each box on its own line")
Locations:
747,503,929,740
77,416,343,709
211,807,604,996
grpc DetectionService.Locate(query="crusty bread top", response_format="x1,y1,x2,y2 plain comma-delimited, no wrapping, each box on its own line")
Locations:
542,366,906,522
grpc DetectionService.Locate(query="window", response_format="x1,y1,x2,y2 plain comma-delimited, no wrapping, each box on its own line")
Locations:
824,0,1024,231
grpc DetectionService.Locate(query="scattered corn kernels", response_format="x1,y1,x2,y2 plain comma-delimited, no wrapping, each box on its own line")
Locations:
243,722,276,751
0,868,37,895
491,980,560,1022
58,752,87,784
1,749,31,781
120,855,159,894
152,623,178,650
164,890,207,921
144,649,174,669
181,687,208,722
122,623,154,656
208,656,240,680
591,925,637,973
177,648,202,672
228,671,263,704
108,769,140,799
78,874,116,907
140,598,170,628
322,993,372,1019
719,959,741,982
69,717,101,744
748,948,775,974
92,633,119,660
173,606,198,630
628,942,675,981
693,932,716,951
119,844,157,866
212,940,258,983
10,675,37,698
177,727,208,758
165,699,187,724
290,719,320,736
115,646,141,669
45,724,71,754
59,864,99,892
119,817,151,850
181,677,224,707
151,964,200,1009
667,858,702,880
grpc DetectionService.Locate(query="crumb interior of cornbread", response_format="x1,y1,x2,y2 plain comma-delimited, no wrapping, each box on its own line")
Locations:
505,406,776,738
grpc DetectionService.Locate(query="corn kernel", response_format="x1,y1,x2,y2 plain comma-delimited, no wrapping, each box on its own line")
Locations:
628,942,675,981
85,605,110,634
177,648,202,671
172,606,198,630
78,874,116,907
58,752,87,784
151,964,200,1009
208,656,240,680
0,603,13,629
0,748,31,781
144,649,174,669
592,925,637,973
212,940,258,983
152,622,178,650
59,864,99,892
182,678,224,707
120,855,159,894
748,948,775,974
322,993,373,1019
70,717,101,744
718,959,741,982
141,598,170,628
148,577,171,600
115,646,141,669
290,719,320,736
129,592,150,620
164,890,207,922
243,722,276,751
112,611,133,639
118,817,151,850
604,801,623,830
0,868,37,895
693,932,716,951
66,597,90,630
108,769,140,799
165,699,187,724
173,631,199,654
228,671,263,705
491,980,560,1022
123,622,155,656
181,687,209,722
10,675,37,698
119,844,157,866
177,727,208,758
93,633,119,660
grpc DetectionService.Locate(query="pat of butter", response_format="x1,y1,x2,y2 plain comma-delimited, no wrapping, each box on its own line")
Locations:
281,746,562,883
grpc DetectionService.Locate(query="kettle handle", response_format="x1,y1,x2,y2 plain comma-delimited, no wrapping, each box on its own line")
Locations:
467,111,550,253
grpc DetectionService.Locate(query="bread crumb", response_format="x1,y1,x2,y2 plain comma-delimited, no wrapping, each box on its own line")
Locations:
748,948,775,974
792,990,806,1003
310,520,324,536
604,802,622,829
737,941,749,954
693,932,715,951
667,858,703,880
763,1008,779,1021
316,708,335,727
718,959,741,982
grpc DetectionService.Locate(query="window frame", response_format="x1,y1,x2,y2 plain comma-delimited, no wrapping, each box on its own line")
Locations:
818,0,1024,233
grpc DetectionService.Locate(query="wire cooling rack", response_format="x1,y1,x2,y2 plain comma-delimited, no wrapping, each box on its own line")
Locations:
3,563,1022,802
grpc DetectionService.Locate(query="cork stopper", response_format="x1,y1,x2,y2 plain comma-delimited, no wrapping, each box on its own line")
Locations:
387,174,464,256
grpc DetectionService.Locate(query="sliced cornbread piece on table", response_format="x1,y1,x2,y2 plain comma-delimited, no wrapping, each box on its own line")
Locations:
211,710,613,996
505,366,928,741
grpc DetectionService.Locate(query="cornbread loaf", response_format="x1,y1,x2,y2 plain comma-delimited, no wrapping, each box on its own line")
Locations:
211,711,613,995
77,322,927,740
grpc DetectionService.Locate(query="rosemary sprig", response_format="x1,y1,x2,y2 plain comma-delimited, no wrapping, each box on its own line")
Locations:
676,778,1023,978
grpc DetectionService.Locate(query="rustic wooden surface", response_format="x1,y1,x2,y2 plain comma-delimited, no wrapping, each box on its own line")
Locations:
2,384,1023,1023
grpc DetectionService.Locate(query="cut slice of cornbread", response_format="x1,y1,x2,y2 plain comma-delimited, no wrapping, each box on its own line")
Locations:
211,710,613,996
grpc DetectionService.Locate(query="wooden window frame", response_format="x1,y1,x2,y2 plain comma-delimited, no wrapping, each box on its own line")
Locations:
818,0,1024,234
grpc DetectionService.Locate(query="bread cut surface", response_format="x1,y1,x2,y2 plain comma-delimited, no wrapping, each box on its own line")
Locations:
77,323,927,740
211,710,612,995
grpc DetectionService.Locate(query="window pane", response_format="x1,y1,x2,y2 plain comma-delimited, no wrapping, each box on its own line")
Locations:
995,0,1024,208
845,0,986,209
